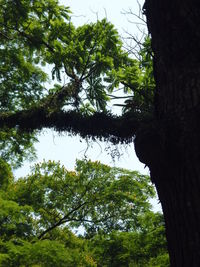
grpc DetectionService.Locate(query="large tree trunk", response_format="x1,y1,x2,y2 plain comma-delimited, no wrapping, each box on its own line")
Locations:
156,169,200,266
135,0,200,266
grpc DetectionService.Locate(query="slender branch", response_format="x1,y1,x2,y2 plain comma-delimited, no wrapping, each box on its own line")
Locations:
67,215,115,224
0,31,11,40
80,40,98,81
15,28,55,53
107,94,133,99
121,7,146,24
63,65,77,80
82,64,98,81
38,201,88,239
121,81,153,104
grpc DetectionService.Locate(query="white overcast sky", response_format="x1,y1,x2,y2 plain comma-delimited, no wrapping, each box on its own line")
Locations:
15,0,149,178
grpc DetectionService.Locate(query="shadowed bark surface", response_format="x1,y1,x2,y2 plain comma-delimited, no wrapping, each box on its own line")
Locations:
141,0,200,266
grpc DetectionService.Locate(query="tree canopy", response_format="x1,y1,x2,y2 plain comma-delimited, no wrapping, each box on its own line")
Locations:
7,160,155,238
0,158,168,266
0,0,155,168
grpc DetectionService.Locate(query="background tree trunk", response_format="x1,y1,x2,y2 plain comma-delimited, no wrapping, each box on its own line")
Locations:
137,0,200,265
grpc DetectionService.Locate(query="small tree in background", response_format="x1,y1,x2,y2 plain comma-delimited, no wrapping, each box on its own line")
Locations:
0,159,168,266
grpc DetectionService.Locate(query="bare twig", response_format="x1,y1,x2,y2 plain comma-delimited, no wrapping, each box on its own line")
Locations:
107,94,133,99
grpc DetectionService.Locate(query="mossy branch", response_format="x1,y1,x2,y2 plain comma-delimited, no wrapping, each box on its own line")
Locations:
0,107,145,143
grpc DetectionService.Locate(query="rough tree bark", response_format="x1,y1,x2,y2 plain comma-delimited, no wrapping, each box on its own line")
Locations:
135,0,200,266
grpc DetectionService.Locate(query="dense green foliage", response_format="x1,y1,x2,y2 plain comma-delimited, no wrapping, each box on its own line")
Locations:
0,0,155,167
0,159,168,266
90,213,169,266
4,159,155,238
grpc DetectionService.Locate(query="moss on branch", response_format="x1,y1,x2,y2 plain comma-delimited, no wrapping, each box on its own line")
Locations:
0,108,146,143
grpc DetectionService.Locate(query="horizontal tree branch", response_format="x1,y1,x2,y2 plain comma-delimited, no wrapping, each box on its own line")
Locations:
0,107,146,143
